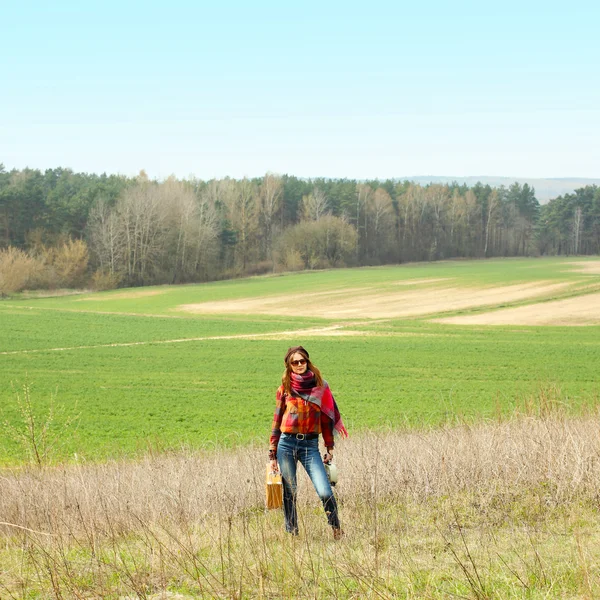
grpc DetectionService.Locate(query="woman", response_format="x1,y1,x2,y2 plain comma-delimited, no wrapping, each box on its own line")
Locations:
269,345,348,539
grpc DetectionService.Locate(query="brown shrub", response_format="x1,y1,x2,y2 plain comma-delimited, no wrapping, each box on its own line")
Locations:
274,248,304,272
52,239,89,287
0,247,41,295
25,239,91,289
26,245,60,289
90,269,122,291
243,260,274,276
274,216,358,271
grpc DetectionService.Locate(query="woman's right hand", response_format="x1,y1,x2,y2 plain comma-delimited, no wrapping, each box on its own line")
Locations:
270,459,279,473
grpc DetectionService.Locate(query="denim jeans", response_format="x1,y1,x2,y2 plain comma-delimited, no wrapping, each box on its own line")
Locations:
276,433,340,534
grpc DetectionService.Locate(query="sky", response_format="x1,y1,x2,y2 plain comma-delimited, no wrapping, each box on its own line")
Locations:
1,0,599,180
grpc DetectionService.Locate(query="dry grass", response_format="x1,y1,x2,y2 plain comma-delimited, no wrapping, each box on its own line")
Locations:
2,393,600,598
436,290,600,326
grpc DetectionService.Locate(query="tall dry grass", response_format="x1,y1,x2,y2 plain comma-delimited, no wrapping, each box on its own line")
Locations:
2,402,600,598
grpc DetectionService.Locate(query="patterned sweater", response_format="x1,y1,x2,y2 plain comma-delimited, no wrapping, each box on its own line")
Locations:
269,385,335,458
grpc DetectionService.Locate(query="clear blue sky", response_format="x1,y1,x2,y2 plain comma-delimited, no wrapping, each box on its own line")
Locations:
2,0,599,179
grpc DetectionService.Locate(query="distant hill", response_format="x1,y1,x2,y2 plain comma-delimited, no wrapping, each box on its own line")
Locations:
403,177,600,204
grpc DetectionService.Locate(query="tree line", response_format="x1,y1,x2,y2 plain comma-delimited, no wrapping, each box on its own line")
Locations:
0,163,599,293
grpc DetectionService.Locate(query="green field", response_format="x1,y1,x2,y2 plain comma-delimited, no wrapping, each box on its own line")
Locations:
1,257,600,464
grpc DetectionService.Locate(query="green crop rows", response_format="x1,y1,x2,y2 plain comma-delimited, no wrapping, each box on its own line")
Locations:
1,257,599,464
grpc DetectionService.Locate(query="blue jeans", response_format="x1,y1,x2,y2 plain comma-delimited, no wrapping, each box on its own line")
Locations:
277,433,340,534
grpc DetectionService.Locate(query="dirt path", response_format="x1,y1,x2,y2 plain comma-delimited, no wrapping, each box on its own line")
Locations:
0,325,371,356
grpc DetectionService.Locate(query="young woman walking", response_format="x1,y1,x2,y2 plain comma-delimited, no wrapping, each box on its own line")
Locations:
269,346,348,539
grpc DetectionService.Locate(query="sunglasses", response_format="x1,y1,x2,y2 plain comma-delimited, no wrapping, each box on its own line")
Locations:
290,359,307,366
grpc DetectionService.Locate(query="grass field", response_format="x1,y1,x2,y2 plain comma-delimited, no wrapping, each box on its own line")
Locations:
1,256,600,464
2,257,600,598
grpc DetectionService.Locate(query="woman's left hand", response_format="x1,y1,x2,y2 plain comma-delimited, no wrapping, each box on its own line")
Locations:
323,451,333,464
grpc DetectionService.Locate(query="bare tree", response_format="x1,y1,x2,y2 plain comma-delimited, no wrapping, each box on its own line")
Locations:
462,190,479,256
572,206,583,254
484,190,499,257
355,184,373,261
87,198,125,276
192,187,220,278
448,188,461,254
222,178,258,271
425,185,449,259
446,189,478,258
302,187,329,221
366,188,393,263
160,178,199,282
258,173,282,262
403,185,430,260
396,186,413,255
117,181,171,284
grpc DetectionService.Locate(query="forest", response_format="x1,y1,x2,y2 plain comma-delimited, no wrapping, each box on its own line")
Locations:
0,163,599,292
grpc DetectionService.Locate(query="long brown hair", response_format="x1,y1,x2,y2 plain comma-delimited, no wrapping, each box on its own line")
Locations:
281,346,323,394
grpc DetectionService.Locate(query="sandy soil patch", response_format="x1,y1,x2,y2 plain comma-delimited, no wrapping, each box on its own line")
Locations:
435,292,600,326
176,281,571,319
567,261,600,275
76,289,167,301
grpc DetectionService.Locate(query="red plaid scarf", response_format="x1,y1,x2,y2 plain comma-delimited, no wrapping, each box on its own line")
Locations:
290,371,349,438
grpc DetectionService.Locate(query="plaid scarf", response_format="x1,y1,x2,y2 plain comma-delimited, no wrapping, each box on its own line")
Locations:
290,371,349,438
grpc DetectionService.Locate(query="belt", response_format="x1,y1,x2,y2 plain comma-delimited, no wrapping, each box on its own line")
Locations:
283,433,319,440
